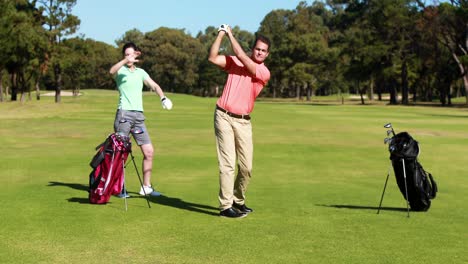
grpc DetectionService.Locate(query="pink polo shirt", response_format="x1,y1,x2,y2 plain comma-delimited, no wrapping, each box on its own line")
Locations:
216,56,270,115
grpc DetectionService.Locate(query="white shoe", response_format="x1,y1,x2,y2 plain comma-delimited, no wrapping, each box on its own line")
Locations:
139,185,161,196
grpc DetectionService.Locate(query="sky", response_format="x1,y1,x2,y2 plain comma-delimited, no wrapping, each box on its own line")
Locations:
72,0,305,46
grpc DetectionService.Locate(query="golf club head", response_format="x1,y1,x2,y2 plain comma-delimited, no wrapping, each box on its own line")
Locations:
384,138,390,144
384,123,392,129
387,130,393,136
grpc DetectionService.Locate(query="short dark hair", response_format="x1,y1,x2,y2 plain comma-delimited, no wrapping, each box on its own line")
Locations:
254,34,271,51
122,42,139,56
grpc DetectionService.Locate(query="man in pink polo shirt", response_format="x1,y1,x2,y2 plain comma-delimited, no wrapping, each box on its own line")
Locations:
208,24,271,218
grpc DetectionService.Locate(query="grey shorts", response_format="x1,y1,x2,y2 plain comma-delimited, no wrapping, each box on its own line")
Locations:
114,109,151,146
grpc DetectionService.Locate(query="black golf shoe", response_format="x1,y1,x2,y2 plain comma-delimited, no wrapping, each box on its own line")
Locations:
232,203,253,213
220,207,247,218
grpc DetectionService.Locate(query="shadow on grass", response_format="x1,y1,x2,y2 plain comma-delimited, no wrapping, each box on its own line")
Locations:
48,181,89,191
47,181,218,216
133,194,219,216
317,204,408,212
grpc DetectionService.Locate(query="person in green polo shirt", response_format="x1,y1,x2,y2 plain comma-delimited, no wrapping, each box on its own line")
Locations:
109,42,173,197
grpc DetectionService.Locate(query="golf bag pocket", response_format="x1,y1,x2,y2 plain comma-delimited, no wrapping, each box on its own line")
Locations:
391,157,437,211
89,146,105,169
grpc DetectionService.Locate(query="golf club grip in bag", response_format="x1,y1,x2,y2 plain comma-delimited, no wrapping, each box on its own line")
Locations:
389,132,438,211
88,133,131,204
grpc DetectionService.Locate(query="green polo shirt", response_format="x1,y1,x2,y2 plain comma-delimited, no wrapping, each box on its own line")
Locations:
115,66,149,111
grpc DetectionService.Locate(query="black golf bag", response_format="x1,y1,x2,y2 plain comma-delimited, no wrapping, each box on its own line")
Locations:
388,132,438,211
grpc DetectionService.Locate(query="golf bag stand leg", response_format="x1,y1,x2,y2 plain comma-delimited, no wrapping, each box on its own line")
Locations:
377,162,392,214
122,158,128,211
401,159,410,218
128,151,151,209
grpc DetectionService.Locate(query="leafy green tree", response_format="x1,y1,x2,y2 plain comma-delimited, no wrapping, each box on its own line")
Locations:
84,39,120,89
291,2,337,99
60,38,119,93
115,28,144,47
436,1,468,104
260,1,339,100
333,0,392,104
334,0,425,105
411,4,452,105
259,8,294,98
140,27,205,94
2,0,48,102
0,0,17,102
37,0,80,102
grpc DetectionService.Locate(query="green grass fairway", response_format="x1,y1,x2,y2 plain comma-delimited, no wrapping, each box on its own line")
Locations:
0,90,467,264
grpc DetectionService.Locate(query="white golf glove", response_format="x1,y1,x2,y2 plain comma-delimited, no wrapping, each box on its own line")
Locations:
218,24,229,32
161,96,173,110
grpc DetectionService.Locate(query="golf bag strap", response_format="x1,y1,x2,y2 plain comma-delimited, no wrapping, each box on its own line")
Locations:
427,172,437,199
95,142,105,151
95,135,112,150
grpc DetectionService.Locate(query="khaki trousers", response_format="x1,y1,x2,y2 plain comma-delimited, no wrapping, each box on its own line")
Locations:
214,109,253,211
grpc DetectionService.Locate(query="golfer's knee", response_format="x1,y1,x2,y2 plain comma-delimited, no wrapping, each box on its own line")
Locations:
145,152,154,160
143,148,154,160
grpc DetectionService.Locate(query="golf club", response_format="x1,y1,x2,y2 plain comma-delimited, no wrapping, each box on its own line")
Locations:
384,123,396,136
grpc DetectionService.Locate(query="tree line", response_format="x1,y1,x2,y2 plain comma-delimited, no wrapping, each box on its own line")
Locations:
1,0,467,106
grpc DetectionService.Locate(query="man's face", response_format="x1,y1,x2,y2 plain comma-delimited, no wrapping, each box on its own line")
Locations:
251,40,269,63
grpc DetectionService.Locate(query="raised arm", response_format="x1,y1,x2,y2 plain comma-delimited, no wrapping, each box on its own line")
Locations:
224,26,257,75
208,31,227,68
109,58,127,77
109,50,140,76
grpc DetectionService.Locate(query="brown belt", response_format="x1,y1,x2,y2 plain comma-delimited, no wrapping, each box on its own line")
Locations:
216,105,251,120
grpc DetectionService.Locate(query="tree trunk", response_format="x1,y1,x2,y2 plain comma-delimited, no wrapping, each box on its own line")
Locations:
10,73,18,101
401,61,409,105
463,75,468,105
36,83,41,100
35,77,41,100
412,77,420,102
357,81,366,105
389,79,398,105
367,77,374,101
451,51,468,105
439,77,446,106
376,76,383,101
0,70,3,102
447,83,452,106
306,83,313,101
73,83,80,97
296,84,301,100
54,63,62,103
19,71,27,103
359,91,365,105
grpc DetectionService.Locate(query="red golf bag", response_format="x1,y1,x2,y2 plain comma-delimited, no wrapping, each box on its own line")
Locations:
88,133,131,204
